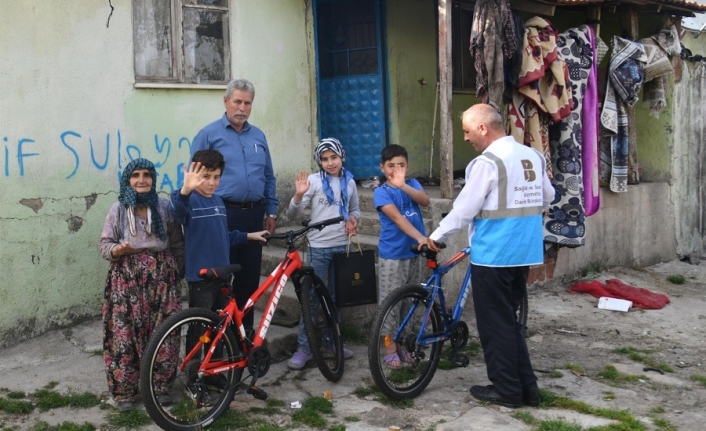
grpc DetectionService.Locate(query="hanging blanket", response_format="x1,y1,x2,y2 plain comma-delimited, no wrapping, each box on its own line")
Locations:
568,279,670,310
508,17,571,178
582,25,600,216
517,17,573,122
600,37,646,193
640,27,679,117
543,26,593,247
471,0,518,110
508,91,552,177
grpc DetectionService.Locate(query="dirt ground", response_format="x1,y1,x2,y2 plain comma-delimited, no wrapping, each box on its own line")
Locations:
0,259,705,431
520,259,706,430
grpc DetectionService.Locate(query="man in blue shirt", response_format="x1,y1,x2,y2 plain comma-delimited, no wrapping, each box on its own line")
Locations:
191,78,279,331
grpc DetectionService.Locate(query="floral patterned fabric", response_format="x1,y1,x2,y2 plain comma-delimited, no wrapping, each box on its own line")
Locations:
102,249,182,402
544,26,593,247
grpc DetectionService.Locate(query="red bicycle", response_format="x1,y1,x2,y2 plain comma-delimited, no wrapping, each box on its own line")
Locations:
140,216,345,431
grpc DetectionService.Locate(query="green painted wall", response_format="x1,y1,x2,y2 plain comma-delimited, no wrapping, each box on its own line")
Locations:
0,0,316,345
385,0,480,178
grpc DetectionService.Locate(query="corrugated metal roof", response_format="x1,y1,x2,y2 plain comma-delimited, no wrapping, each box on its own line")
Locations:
552,0,706,12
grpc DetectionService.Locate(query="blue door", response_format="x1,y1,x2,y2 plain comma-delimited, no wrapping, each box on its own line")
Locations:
314,0,387,179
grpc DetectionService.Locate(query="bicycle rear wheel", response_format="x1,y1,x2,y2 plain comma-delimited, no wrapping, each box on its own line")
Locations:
300,274,344,382
368,285,443,400
140,308,242,431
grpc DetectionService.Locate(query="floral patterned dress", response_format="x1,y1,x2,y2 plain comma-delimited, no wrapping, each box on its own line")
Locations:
100,199,184,402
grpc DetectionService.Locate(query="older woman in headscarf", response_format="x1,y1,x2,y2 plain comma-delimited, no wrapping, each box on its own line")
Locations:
99,158,184,412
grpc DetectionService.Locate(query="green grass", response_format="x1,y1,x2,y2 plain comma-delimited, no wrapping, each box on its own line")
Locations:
207,409,254,431
327,425,346,431
249,398,286,415
666,275,685,284
54,422,95,431
32,389,100,411
579,259,608,277
549,370,564,378
106,409,151,429
344,416,360,422
690,374,706,387
650,406,666,414
539,389,636,422
602,391,616,401
6,391,25,399
564,363,585,374
0,397,35,414
598,365,648,383
289,396,337,429
352,385,414,409
340,320,370,344
652,417,677,430
536,419,583,431
611,347,673,373
512,410,536,425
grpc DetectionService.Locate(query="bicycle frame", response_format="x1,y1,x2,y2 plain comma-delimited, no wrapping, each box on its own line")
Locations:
184,246,308,378
395,246,472,348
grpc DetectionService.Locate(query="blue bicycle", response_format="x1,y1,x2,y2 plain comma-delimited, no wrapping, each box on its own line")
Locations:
367,245,528,400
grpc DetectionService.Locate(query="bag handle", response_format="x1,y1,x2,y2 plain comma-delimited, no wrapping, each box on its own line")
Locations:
346,233,363,257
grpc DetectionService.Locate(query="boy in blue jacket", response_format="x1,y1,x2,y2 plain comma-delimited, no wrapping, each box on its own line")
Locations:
169,150,269,313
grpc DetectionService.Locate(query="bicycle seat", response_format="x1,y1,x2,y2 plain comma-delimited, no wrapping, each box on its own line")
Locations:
198,264,242,281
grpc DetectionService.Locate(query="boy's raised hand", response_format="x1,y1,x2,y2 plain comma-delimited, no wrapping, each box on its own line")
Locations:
386,165,408,189
247,230,270,243
181,162,206,195
293,170,311,201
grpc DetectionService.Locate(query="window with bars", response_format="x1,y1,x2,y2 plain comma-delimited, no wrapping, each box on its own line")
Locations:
316,0,379,78
133,0,231,85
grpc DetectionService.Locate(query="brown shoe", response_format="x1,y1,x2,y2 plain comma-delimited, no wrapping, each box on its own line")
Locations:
470,385,521,408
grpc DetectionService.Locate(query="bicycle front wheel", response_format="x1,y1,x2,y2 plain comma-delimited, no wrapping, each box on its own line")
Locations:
300,274,344,382
140,308,242,431
368,285,443,400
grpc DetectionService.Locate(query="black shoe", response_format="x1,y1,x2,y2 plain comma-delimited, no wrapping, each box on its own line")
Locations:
523,384,540,407
156,393,173,406
116,401,134,412
470,385,521,408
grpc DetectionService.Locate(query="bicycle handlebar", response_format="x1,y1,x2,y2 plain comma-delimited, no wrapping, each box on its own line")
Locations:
198,264,242,281
410,243,447,254
266,216,345,242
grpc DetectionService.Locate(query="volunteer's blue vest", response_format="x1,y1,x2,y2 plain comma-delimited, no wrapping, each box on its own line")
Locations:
471,139,545,267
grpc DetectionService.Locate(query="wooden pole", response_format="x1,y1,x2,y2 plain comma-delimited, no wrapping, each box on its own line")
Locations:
620,7,640,184
438,0,453,198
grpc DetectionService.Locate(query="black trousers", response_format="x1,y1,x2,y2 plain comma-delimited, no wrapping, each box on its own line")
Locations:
471,264,536,400
225,204,266,330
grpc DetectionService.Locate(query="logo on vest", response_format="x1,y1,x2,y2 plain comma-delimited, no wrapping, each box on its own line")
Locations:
521,159,536,182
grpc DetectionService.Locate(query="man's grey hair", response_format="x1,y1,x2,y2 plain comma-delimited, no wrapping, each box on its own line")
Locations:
225,79,255,99
461,104,503,131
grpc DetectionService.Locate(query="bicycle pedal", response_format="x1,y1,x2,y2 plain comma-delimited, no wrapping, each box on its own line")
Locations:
449,354,469,368
247,385,268,400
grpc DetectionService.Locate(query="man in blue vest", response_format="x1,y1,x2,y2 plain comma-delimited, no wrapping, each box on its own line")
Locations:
425,103,554,407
